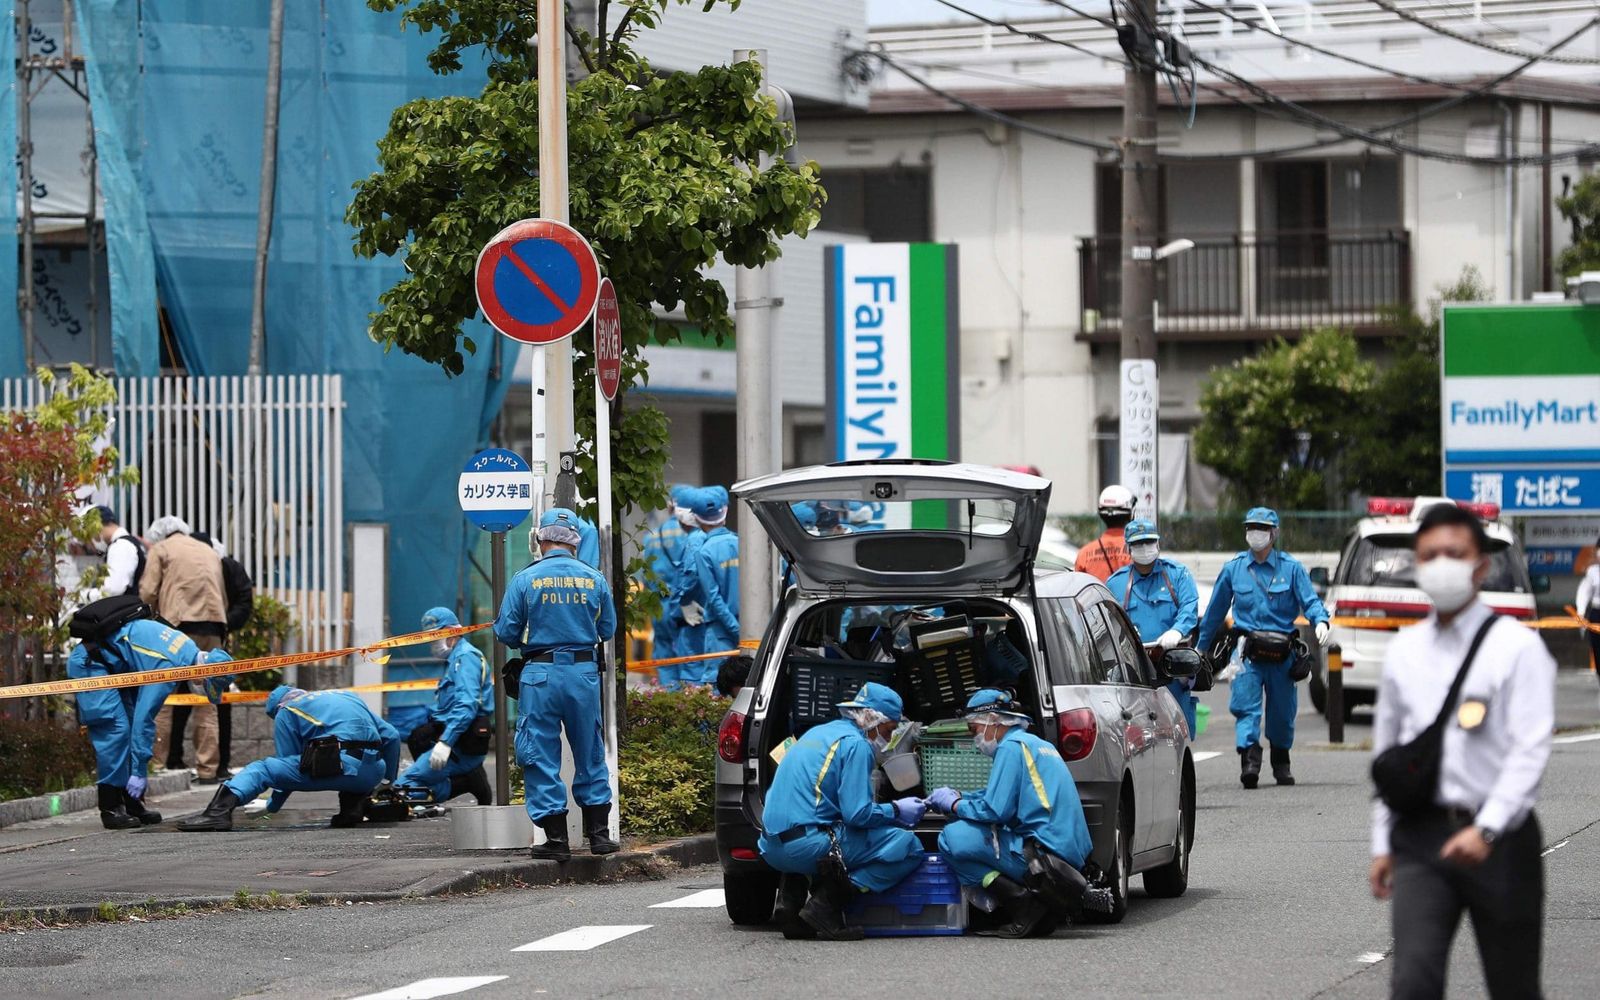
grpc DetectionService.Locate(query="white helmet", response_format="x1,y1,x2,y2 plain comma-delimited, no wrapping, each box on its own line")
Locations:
1097,485,1134,512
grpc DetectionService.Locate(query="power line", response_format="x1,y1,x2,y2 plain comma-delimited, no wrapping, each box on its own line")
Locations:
1364,0,1600,65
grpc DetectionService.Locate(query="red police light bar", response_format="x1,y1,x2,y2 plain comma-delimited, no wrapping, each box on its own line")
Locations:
1458,501,1501,521
1366,497,1414,516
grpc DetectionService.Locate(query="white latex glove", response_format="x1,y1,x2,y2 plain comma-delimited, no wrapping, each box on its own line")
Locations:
1156,629,1183,650
681,601,704,626
428,741,452,771
1315,622,1332,648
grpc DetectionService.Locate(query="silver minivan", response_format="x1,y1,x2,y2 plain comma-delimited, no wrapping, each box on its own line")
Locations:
714,462,1196,927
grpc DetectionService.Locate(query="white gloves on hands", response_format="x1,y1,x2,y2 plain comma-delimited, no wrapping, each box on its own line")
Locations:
1315,622,1331,648
428,741,452,771
681,601,704,626
1156,629,1183,650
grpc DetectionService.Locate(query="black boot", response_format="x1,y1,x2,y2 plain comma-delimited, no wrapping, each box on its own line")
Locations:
122,790,161,826
98,784,141,830
1270,746,1295,786
1239,745,1262,790
582,803,620,855
329,791,367,828
529,812,571,862
775,874,816,940
975,875,1050,938
461,765,493,805
176,786,240,832
797,858,864,941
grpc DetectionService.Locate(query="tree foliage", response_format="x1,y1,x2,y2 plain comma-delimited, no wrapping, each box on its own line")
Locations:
349,0,824,627
1556,172,1600,278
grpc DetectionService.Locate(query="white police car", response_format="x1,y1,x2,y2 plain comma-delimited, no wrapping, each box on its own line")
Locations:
1310,496,1544,718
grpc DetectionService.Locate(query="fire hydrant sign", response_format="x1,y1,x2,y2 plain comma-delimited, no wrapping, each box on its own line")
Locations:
594,278,622,402
459,448,535,533
474,218,601,345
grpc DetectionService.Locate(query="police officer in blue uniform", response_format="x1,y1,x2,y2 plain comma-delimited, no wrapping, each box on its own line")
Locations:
669,487,726,672
1197,507,1331,788
1107,519,1202,736
68,618,232,829
177,686,402,831
495,507,619,861
642,485,696,690
393,607,494,805
692,491,740,689
758,682,926,941
929,690,1105,937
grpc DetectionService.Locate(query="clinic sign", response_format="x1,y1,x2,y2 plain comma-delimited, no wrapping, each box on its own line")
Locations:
824,243,960,528
1442,303,1600,516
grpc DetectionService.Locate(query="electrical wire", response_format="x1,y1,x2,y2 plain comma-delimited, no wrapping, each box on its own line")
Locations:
1365,0,1600,65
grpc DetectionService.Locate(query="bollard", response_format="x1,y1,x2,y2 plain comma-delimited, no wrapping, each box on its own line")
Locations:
1326,644,1344,744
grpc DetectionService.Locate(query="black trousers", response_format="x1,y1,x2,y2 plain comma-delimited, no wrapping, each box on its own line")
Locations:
1390,811,1544,1000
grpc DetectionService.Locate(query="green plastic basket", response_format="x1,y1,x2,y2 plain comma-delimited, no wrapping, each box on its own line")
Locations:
918,739,994,791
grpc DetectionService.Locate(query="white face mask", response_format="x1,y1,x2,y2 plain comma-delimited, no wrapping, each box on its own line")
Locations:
974,729,1001,758
1245,529,1273,553
1415,556,1480,613
431,639,452,659
1129,542,1159,566
868,731,890,755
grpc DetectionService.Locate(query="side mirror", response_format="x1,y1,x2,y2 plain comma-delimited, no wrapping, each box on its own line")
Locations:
1532,574,1552,595
1308,566,1330,588
1161,647,1203,681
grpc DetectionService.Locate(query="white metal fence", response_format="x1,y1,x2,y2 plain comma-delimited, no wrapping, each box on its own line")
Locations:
1,374,347,651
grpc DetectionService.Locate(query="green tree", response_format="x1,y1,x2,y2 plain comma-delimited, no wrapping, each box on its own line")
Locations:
1344,267,1490,497
348,0,824,627
1193,329,1374,509
1556,172,1600,278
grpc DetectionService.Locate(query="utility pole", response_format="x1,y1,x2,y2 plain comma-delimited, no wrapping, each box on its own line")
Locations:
1118,0,1160,519
18,0,34,369
248,0,285,377
538,0,576,508
733,48,781,644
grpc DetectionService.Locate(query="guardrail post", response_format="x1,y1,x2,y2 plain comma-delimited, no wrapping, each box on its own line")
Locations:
1327,644,1344,744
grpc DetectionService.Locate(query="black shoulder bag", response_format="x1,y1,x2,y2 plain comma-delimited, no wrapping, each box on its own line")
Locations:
1370,615,1498,818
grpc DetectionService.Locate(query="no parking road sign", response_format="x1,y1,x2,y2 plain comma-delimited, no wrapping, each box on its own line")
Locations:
459,447,535,533
474,219,601,345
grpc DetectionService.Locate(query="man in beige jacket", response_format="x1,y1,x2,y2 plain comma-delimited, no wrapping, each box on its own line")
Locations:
142,515,230,782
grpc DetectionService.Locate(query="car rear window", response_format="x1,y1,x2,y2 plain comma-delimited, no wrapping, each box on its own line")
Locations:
790,498,1017,535
1343,534,1529,593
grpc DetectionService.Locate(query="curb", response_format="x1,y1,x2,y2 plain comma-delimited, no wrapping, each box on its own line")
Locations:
0,832,719,925
0,771,193,829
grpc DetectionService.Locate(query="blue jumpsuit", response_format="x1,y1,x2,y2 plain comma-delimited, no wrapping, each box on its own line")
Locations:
1107,558,1201,736
757,718,923,893
494,551,617,823
1197,549,1329,751
393,638,493,800
693,526,740,688
640,516,689,689
668,527,708,668
937,727,1094,887
227,691,402,810
68,621,195,788
576,517,602,570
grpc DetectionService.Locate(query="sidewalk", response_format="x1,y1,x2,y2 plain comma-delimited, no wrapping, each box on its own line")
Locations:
0,780,715,921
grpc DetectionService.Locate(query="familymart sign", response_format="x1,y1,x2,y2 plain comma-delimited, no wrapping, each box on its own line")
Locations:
1442,303,1600,515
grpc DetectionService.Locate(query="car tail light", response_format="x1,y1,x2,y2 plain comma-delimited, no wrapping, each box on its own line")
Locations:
1338,599,1431,620
1057,708,1098,762
718,710,748,764
731,848,758,860
1458,500,1501,521
1366,496,1415,516
1490,605,1535,619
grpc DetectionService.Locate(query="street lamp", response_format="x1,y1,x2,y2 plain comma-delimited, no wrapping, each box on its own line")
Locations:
1154,238,1195,261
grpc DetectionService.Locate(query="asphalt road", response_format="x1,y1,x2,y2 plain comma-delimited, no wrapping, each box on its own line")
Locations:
4,679,1599,1000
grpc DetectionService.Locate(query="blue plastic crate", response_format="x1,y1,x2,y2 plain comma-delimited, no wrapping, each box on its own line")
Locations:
846,853,967,936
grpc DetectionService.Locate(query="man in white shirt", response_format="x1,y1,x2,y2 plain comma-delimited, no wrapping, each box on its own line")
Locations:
93,505,145,598
1369,503,1556,1000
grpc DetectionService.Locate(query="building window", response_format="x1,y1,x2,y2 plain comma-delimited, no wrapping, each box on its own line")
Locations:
1094,162,1240,236
820,166,932,242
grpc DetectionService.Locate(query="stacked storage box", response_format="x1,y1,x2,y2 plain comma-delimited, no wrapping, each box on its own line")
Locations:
845,852,967,936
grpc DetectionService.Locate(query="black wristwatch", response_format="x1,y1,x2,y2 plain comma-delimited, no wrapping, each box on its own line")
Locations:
1477,825,1499,846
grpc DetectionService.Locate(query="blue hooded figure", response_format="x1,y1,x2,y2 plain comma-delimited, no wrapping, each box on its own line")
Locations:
393,607,494,805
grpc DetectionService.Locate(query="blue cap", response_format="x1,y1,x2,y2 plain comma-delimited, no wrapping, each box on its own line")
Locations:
541,507,581,529
421,606,460,630
705,485,729,507
691,488,728,522
669,483,693,506
837,681,903,722
964,688,1031,722
1125,518,1160,544
264,684,307,718
1243,507,1280,528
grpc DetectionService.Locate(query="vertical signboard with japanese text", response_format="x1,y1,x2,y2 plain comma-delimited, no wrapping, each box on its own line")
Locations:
1120,360,1158,520
825,243,960,528
1442,303,1600,529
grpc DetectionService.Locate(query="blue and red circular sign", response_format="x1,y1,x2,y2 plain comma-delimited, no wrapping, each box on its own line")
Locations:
474,219,601,345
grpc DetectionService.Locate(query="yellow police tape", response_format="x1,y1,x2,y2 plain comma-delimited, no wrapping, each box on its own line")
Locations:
163,678,443,706
0,623,491,701
1327,612,1600,634
627,638,761,673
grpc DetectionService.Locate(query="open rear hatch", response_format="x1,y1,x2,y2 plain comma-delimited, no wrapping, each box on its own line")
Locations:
733,460,1052,597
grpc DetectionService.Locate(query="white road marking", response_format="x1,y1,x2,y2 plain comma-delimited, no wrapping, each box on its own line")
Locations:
1355,952,1388,965
1193,751,1223,763
1551,732,1600,745
352,976,508,1000
513,925,652,952
650,888,725,908
1542,839,1570,857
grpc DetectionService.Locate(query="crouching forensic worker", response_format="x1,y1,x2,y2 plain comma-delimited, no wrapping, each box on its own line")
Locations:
758,682,926,941
393,607,494,805
178,686,401,831
930,689,1111,937
67,602,234,830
